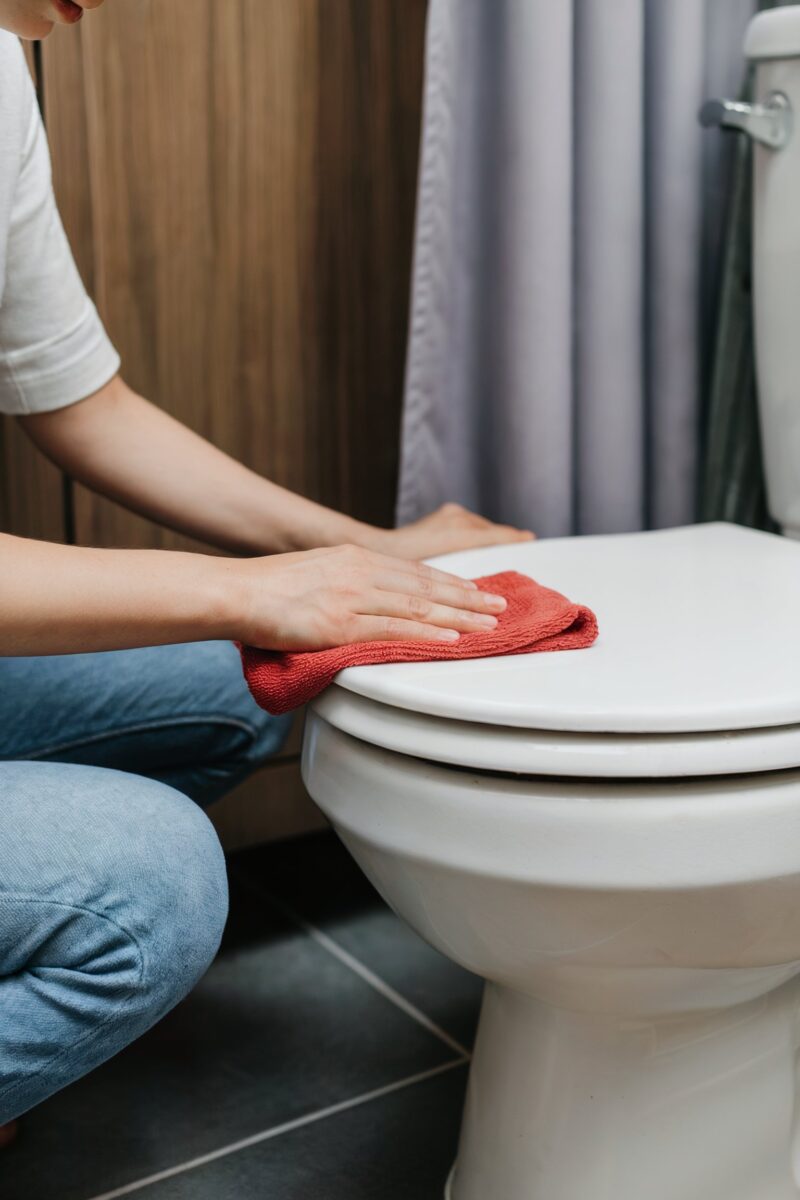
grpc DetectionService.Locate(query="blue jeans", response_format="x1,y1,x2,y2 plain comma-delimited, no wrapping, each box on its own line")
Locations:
0,641,291,1123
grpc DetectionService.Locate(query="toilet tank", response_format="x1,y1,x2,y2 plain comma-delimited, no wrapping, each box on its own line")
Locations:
745,8,800,537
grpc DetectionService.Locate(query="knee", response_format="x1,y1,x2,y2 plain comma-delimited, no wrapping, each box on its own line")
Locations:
122,790,229,1018
0,765,229,1109
50,769,231,1025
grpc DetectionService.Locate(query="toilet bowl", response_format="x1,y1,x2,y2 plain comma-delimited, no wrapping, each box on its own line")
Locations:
303,524,800,1199
300,9,800,1199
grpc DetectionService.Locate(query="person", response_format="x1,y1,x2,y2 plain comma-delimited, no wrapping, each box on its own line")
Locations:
0,0,533,1145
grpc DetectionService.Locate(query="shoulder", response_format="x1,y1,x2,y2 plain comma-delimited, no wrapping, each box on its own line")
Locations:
0,33,28,175
0,36,36,302
0,33,31,152
0,32,26,103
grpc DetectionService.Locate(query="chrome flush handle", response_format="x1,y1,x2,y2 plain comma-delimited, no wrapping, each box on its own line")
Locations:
699,90,793,150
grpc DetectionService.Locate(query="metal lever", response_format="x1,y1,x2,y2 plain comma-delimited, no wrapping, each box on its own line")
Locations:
699,91,793,150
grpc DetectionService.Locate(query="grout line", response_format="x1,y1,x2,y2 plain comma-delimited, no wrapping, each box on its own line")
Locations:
280,900,472,1059
82,1057,468,1200
234,868,472,1059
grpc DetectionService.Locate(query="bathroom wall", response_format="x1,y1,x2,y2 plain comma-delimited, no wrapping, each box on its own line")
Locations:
0,0,427,846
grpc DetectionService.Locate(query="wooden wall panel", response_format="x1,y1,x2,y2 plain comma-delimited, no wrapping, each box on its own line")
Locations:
42,0,427,550
210,756,328,852
0,423,66,541
37,3,426,850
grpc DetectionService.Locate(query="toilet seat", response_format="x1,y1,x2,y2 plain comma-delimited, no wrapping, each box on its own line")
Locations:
313,687,800,778
316,523,800,779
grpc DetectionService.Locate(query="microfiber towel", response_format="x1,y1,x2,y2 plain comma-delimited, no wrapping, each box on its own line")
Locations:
240,571,599,716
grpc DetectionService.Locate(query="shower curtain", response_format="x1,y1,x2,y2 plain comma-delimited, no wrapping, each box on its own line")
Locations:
396,0,759,538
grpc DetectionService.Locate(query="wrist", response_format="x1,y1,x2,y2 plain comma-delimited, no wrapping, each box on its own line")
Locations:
199,556,259,642
353,524,394,554
285,511,379,553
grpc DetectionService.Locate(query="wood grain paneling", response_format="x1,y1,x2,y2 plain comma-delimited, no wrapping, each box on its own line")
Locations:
42,0,427,550
35,3,426,847
0,420,66,541
210,756,327,853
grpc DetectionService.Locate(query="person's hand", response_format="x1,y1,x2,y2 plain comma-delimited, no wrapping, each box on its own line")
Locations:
372,503,535,561
228,543,508,651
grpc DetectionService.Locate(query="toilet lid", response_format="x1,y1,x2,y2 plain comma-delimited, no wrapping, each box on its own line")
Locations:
321,524,800,775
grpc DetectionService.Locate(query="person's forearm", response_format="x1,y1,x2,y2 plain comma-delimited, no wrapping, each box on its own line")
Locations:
0,532,237,655
20,376,377,555
0,534,504,658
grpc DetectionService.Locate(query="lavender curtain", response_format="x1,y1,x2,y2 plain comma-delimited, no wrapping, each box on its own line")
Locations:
396,0,758,537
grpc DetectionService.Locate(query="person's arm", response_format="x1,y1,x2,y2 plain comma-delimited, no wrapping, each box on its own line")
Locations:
0,533,506,657
20,376,534,559
20,375,364,555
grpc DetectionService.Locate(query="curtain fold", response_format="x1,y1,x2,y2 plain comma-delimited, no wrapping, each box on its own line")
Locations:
574,0,644,534
397,0,758,537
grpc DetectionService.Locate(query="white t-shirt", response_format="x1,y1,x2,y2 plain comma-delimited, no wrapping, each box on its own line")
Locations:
0,32,119,415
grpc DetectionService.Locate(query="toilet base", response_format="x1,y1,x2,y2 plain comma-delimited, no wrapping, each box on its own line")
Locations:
448,976,800,1200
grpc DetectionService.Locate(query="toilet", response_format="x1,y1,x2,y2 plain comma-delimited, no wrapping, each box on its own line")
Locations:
301,10,800,1199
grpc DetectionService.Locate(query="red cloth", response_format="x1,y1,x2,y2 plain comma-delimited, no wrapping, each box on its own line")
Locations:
241,570,598,715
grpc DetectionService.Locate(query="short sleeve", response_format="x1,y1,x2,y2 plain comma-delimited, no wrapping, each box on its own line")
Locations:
0,54,119,415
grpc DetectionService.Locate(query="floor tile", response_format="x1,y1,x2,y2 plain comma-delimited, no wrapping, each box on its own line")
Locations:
120,1062,469,1200
2,872,455,1200
234,832,484,1049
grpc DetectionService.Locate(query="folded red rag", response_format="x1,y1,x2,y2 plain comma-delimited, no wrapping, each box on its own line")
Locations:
241,570,598,716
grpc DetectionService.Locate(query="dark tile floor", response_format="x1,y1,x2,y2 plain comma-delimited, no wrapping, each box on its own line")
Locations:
2,832,483,1200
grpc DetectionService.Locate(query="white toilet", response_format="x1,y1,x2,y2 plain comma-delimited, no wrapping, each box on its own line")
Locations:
302,10,800,1199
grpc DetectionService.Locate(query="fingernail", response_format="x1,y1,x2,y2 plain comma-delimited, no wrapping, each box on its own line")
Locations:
463,580,478,589
474,614,498,627
437,629,460,641
484,593,507,610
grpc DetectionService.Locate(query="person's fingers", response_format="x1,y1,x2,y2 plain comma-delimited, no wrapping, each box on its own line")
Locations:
465,524,535,542
461,526,535,547
373,570,507,614
435,503,499,530
458,511,493,529
360,590,500,632
346,615,462,644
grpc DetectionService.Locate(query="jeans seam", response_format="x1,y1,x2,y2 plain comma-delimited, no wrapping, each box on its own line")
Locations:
13,713,263,763
0,895,147,1108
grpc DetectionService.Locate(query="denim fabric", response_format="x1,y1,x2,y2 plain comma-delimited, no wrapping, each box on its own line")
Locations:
0,641,291,1122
